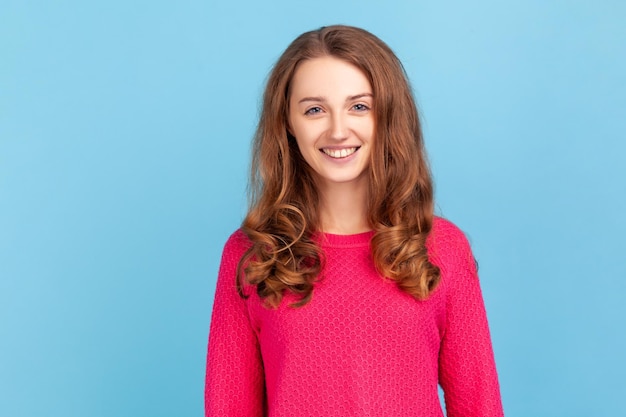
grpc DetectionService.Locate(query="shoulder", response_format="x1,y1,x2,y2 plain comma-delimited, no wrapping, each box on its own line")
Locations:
224,229,252,251
219,229,253,267
428,216,471,251
427,216,475,274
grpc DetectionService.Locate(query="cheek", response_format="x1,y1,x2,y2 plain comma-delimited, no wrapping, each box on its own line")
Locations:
295,137,316,159
292,122,317,146
292,131,308,152
288,116,302,139
362,119,376,142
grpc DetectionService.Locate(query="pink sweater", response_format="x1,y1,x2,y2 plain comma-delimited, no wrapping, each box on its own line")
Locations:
205,217,503,416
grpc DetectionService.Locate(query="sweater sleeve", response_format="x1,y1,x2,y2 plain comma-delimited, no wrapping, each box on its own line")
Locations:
434,221,504,417
205,231,265,417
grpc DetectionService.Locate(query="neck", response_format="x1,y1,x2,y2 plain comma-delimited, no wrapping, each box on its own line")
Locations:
317,180,370,235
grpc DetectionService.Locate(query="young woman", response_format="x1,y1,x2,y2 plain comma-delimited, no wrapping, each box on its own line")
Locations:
205,25,504,417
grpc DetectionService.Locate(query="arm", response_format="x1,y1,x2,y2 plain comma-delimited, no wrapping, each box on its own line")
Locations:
205,232,265,417
435,222,504,417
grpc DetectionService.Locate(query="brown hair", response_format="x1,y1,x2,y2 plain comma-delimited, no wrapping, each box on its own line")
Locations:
238,25,440,307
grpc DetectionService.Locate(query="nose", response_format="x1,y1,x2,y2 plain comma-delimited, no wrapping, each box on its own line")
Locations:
329,113,349,141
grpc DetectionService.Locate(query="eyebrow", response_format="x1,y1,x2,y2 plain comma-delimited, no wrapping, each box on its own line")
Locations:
297,93,373,105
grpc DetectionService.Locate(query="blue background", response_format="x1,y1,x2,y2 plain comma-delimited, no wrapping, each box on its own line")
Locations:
1,1,624,416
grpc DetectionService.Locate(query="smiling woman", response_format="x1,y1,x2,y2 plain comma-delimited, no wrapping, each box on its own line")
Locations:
205,25,504,417
288,56,375,233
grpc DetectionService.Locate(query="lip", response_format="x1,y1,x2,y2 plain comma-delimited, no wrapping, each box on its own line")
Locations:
319,146,360,161
320,146,361,150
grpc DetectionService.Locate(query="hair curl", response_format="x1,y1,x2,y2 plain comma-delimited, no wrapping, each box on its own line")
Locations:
237,25,440,308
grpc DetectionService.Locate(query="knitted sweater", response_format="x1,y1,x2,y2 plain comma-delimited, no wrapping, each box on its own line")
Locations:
205,217,504,416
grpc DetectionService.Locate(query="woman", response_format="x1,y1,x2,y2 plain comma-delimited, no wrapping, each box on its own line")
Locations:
205,25,504,417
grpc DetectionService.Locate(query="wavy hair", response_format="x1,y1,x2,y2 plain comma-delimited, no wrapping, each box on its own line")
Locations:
237,25,440,308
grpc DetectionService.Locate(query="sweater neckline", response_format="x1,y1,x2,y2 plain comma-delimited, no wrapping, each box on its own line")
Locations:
315,230,375,248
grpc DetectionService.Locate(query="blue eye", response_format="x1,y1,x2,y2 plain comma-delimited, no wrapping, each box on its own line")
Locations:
353,103,370,111
305,107,322,115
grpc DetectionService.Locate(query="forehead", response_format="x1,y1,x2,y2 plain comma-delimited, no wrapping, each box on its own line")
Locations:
289,56,372,99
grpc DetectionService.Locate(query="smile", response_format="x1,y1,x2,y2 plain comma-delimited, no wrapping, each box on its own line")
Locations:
321,147,359,159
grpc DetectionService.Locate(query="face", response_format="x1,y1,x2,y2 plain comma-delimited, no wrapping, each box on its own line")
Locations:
288,56,375,193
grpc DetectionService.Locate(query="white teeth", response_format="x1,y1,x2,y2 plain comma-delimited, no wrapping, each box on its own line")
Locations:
322,147,357,158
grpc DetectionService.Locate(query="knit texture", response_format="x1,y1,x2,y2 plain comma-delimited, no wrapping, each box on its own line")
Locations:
205,217,503,416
